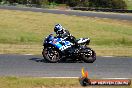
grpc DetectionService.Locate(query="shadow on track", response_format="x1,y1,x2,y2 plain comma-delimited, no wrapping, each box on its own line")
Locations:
29,57,84,63
29,58,45,62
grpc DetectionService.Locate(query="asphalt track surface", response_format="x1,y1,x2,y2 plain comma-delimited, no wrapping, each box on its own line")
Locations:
0,54,132,78
0,6,132,21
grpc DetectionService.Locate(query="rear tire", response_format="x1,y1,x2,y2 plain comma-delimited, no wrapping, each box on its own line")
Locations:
42,46,61,63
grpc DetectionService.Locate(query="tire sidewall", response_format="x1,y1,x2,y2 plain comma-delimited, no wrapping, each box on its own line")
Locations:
81,47,96,63
42,46,61,63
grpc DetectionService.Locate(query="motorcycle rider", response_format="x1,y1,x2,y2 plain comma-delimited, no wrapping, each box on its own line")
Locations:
54,24,79,47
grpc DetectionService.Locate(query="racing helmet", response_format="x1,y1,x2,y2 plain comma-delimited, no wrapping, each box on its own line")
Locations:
54,24,63,33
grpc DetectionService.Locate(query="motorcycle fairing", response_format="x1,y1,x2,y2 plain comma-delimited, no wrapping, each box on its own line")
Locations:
49,37,73,51
77,38,90,44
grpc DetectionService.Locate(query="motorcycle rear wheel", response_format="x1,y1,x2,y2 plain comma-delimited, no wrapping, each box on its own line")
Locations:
42,47,61,63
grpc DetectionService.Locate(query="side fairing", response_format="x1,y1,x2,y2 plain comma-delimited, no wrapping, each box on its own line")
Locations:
49,38,73,51
49,39,62,49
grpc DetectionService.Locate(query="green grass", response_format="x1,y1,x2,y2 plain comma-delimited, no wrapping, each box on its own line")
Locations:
0,9,132,45
0,44,132,56
124,0,132,10
0,77,79,88
0,77,131,88
0,9,132,56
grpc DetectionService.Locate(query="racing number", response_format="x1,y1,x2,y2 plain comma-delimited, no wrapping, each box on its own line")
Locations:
60,43,72,51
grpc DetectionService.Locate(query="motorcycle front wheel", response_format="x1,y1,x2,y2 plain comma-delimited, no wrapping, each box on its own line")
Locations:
42,47,61,63
81,47,96,63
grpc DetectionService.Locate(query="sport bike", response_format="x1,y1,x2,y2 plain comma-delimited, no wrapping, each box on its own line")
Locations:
42,33,96,63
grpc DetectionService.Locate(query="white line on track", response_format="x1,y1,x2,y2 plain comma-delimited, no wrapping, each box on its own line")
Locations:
40,77,79,79
24,54,34,55
101,78,131,79
38,77,131,79
101,56,114,57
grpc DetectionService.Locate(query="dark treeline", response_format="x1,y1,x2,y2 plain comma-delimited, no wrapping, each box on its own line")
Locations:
0,0,127,9
67,0,127,9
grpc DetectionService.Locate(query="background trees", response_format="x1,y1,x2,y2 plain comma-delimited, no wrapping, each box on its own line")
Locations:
67,0,127,9
0,0,127,9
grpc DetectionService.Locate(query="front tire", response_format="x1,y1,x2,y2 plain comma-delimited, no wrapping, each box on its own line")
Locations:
42,47,61,63
81,47,96,63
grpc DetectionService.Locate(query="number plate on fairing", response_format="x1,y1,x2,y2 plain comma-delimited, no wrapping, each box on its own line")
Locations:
59,41,73,51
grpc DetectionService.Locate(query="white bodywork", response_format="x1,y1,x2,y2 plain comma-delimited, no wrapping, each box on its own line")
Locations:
77,38,90,44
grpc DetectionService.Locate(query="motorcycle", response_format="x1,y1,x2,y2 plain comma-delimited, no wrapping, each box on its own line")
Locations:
42,33,96,63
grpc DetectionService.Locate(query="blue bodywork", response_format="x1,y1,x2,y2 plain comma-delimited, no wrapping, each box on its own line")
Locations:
44,34,73,51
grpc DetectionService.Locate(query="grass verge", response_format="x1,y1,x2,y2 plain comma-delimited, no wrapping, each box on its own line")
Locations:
0,77,131,88
0,44,132,57
0,9,132,56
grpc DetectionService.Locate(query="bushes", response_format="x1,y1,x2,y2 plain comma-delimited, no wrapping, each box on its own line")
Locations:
88,0,127,9
0,0,127,9
111,0,127,9
40,0,49,7
67,0,127,9
0,0,9,5
67,0,80,7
